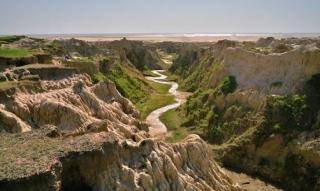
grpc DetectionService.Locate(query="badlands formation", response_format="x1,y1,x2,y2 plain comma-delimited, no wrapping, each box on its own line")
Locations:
0,75,240,191
0,36,241,191
169,37,320,190
1,35,320,191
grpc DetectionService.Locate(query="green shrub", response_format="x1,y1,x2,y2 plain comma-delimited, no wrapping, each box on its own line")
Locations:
218,75,238,95
43,44,63,54
99,58,111,74
270,81,283,87
92,72,105,84
305,73,320,114
273,43,293,53
264,95,309,131
209,125,223,143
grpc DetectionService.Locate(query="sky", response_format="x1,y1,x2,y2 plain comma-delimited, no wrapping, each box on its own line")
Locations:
1,0,320,35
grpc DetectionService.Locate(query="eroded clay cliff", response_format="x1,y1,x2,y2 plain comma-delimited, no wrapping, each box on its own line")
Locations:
0,74,241,191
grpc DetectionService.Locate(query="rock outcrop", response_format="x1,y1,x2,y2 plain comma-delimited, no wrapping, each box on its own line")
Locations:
0,73,240,191
28,67,79,80
0,129,240,191
0,74,140,134
222,44,320,94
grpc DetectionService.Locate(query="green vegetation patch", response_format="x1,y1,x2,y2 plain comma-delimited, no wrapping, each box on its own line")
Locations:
264,95,309,131
160,108,190,143
136,94,175,119
161,71,179,82
273,43,293,53
69,56,94,62
217,75,238,95
42,43,63,54
92,72,106,84
0,48,33,58
270,81,283,87
108,64,150,104
107,63,175,119
142,70,159,77
0,35,25,44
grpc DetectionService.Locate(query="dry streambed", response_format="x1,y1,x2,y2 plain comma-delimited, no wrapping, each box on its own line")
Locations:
145,70,282,191
145,70,187,138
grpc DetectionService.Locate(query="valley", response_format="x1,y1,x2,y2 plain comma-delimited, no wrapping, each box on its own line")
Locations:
146,70,188,138
145,70,282,191
0,35,319,191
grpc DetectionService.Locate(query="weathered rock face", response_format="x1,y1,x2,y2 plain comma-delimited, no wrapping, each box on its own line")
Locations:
220,129,320,191
0,73,240,191
28,67,79,80
64,60,99,76
222,45,320,94
0,74,140,134
60,134,239,191
172,40,320,96
0,129,241,191
110,38,164,70
35,53,52,64
0,56,38,71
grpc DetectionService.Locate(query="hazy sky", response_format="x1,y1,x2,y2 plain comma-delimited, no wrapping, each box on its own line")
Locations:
1,0,320,35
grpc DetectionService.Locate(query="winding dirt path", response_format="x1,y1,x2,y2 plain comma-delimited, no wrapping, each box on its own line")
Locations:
145,70,187,138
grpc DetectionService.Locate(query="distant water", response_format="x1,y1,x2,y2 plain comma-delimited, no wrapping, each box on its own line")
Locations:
29,33,320,38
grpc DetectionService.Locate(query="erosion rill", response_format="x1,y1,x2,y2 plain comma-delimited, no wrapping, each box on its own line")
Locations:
0,36,241,191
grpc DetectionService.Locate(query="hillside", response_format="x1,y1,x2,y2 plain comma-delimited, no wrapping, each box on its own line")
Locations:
168,37,320,190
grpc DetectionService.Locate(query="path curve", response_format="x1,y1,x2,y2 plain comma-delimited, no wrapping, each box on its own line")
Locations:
145,70,187,138
145,71,281,190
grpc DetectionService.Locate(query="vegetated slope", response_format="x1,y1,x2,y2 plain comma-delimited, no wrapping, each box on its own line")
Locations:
170,37,320,190
0,74,241,191
44,38,171,114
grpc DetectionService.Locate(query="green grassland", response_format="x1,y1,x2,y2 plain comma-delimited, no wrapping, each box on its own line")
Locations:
0,48,34,58
136,91,175,119
160,107,201,143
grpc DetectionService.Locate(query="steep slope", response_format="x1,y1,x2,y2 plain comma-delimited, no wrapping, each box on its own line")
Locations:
0,74,140,134
0,72,241,191
31,37,171,118
169,38,320,190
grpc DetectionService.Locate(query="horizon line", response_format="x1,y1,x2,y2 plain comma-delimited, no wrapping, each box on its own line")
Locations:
1,32,320,37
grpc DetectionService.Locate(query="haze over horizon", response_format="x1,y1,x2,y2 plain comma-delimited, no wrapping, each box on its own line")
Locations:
1,0,320,35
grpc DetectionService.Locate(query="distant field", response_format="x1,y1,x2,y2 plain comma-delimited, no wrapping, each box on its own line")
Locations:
0,48,33,58
0,35,22,43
